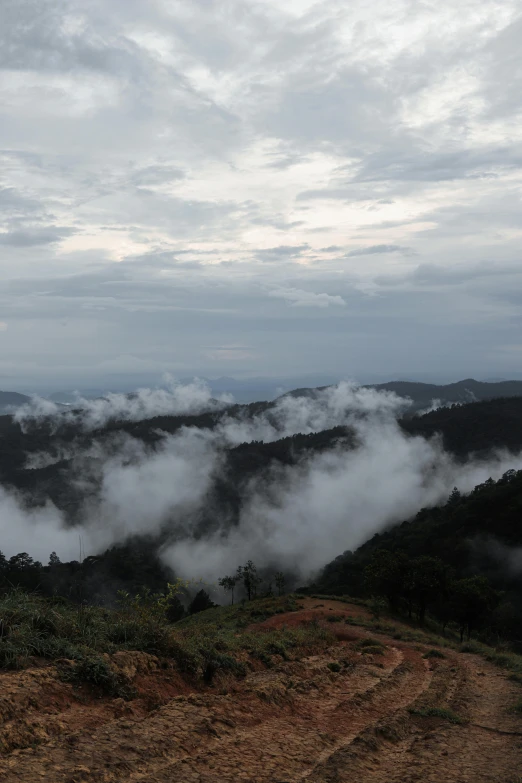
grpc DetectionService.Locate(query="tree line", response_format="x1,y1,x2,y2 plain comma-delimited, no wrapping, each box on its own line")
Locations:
364,549,501,642
218,560,286,604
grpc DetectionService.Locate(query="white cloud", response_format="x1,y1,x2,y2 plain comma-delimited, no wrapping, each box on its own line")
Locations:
269,287,346,308
1,0,521,383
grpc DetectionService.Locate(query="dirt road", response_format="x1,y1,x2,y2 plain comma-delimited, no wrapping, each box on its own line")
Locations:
0,598,521,782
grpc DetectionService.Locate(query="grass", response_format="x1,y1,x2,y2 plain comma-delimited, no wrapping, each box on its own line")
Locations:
326,614,343,623
355,638,386,651
0,590,335,694
423,649,445,659
309,592,522,683
327,662,341,672
408,706,465,724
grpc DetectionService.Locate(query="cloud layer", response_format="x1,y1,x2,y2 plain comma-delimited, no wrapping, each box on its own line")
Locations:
1,0,522,388
3,383,522,587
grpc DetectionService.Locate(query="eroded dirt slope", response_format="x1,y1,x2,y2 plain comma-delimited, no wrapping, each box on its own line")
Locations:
1,598,521,783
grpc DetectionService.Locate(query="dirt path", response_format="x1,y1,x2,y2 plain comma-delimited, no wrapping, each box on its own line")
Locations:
0,599,521,782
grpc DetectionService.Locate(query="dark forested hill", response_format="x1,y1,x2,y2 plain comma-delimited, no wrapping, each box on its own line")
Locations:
285,379,522,413
2,397,522,517
0,391,30,413
312,469,522,636
374,378,522,406
399,397,522,458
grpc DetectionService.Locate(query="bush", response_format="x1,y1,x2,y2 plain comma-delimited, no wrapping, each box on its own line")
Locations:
59,656,136,700
355,638,386,655
409,706,464,724
326,615,343,623
423,649,445,659
327,662,341,672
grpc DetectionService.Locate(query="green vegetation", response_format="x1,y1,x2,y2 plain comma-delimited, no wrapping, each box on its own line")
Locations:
327,662,341,672
423,649,445,659
0,589,334,693
355,638,386,655
408,706,465,724
314,470,522,644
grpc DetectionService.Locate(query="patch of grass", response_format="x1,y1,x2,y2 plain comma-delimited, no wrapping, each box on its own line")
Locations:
59,656,137,700
409,706,465,724
327,662,341,672
509,699,522,715
0,590,334,690
423,649,445,659
356,638,385,650
362,645,385,656
326,615,343,623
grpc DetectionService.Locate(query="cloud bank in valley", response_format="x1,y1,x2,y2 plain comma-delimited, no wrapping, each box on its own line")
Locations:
14,378,233,431
2,383,522,589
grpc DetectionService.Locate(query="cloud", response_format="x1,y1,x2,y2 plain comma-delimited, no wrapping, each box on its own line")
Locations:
1,0,522,383
15,377,233,431
4,381,522,588
269,287,346,308
0,226,76,246
256,245,310,262
345,244,410,257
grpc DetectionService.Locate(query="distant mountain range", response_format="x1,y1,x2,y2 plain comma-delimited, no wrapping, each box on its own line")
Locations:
286,378,522,413
3,377,522,414
0,391,31,414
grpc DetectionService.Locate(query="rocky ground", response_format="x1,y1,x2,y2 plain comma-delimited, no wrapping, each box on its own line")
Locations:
0,598,521,782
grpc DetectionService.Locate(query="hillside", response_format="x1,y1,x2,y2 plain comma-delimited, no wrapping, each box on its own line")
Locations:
313,468,522,641
0,594,521,782
2,397,522,518
400,396,522,457
0,390,30,413
287,378,522,413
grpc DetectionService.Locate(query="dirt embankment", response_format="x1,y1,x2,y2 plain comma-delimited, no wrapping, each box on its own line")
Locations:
1,598,521,782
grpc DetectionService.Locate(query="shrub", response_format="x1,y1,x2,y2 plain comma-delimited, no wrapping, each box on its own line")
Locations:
326,615,343,623
327,662,341,672
59,656,136,700
423,649,445,659
356,638,385,650
408,706,464,724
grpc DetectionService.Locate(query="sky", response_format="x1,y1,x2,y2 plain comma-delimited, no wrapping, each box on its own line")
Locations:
1,0,522,392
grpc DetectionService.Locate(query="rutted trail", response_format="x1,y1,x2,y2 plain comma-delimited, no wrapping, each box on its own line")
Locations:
0,599,521,782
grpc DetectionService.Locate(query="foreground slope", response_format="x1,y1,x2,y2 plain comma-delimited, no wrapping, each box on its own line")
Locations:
0,597,521,782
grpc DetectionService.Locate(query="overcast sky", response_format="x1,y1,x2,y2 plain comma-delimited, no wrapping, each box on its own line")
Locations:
1,0,522,391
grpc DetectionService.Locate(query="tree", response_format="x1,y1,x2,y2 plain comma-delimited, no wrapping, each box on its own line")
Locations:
450,576,500,642
8,553,34,571
274,572,286,596
237,560,260,601
165,594,185,623
408,556,449,625
218,575,238,605
447,487,461,506
49,552,61,567
364,550,408,612
188,589,215,615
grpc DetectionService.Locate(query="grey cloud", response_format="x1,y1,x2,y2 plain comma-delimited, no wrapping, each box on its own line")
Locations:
353,147,522,185
0,226,77,246
1,0,522,386
0,187,44,216
345,245,411,258
130,165,186,186
256,244,310,262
